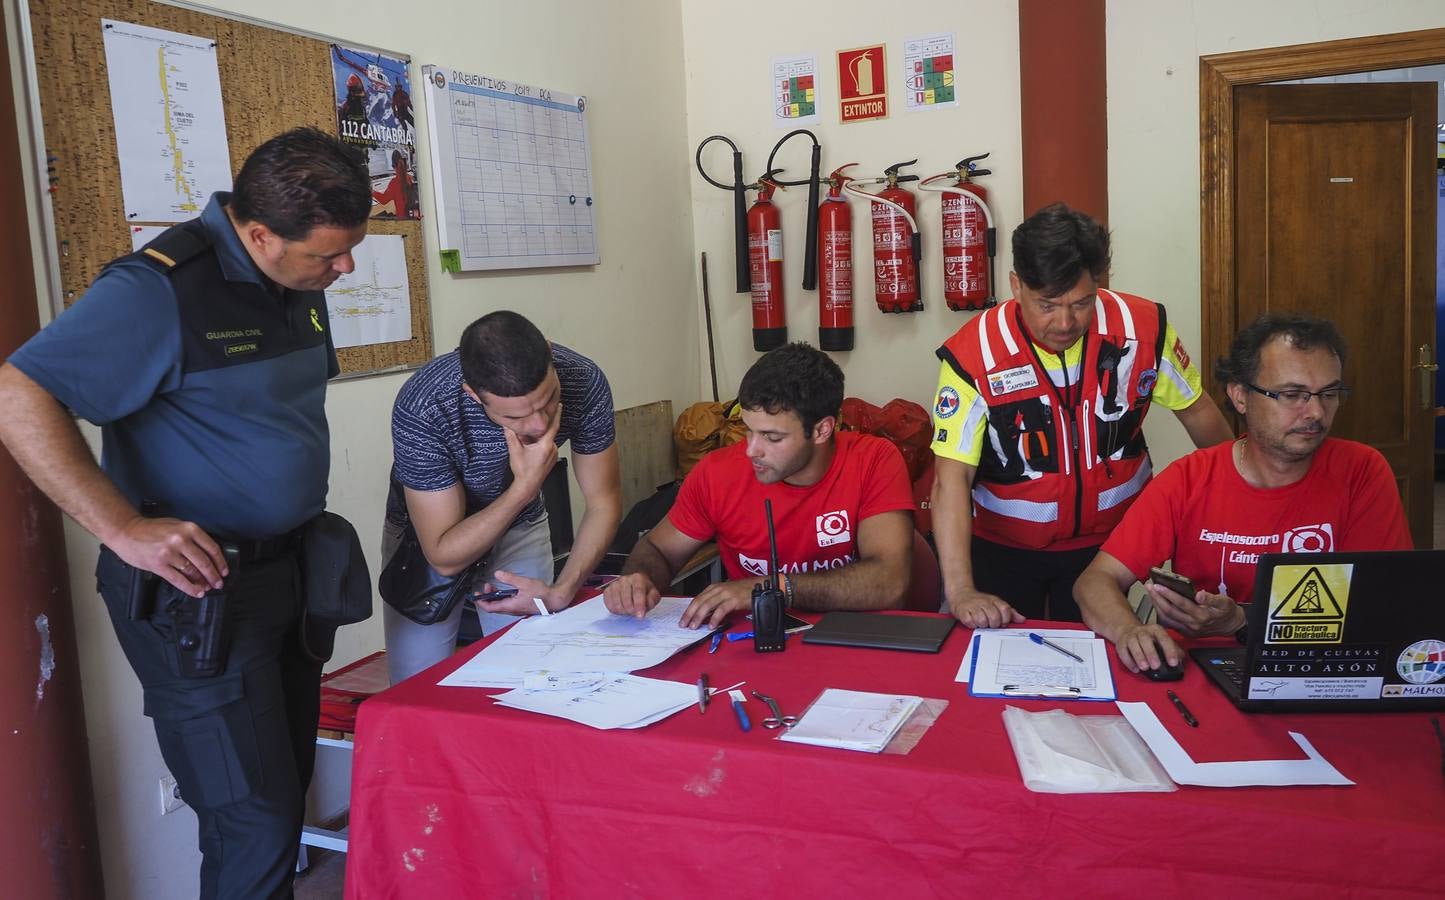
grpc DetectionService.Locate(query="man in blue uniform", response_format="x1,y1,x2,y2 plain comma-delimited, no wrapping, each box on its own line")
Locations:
0,128,370,899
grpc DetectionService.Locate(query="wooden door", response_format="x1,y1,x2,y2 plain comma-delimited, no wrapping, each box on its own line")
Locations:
1235,82,1437,545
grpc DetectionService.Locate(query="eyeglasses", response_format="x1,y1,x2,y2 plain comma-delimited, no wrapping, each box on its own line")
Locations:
1244,383,1350,408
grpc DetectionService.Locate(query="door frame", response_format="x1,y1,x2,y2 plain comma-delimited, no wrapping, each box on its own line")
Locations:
1199,27,1445,395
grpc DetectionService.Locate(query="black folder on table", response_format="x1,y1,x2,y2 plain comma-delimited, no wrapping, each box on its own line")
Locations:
802,612,955,653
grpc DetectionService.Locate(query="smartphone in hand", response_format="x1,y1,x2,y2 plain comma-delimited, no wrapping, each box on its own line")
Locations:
476,586,518,602
1148,566,1196,600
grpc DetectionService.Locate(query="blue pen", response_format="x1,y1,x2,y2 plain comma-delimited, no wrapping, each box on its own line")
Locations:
708,632,724,654
728,690,751,732
726,630,754,643
1029,632,1085,663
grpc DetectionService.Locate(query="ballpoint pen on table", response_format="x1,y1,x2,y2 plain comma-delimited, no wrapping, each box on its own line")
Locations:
729,690,751,732
1167,689,1198,728
697,673,710,714
1029,632,1084,663
708,632,724,654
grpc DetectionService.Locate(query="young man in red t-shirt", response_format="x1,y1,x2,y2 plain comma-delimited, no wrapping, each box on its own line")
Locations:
1074,313,1411,675
603,343,916,629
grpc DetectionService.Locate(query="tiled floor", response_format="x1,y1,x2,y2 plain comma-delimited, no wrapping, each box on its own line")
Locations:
294,847,346,900
1435,480,1445,550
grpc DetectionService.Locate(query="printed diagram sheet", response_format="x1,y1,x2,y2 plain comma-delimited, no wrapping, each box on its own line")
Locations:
492,674,700,730
439,596,706,687
324,234,412,348
102,20,231,223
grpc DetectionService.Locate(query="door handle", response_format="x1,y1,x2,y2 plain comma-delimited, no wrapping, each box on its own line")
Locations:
1416,344,1438,411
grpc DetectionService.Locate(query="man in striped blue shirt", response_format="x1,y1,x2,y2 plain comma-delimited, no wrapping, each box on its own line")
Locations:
383,311,622,682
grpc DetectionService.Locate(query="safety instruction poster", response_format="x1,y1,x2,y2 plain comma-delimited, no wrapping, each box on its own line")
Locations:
902,32,957,111
101,19,232,223
332,45,420,220
421,64,598,272
772,54,819,127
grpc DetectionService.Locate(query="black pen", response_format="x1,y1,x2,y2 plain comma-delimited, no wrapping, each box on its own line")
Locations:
1167,690,1198,728
697,673,710,714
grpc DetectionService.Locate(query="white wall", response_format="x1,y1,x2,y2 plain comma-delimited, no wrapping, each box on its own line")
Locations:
9,0,698,897
680,1,1025,411
1106,0,1445,464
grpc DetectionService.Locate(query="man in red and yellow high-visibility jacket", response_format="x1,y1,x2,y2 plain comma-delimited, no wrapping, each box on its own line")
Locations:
929,204,1232,627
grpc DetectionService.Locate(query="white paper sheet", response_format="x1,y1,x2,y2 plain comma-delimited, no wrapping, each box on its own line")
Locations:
969,631,1115,700
439,595,707,687
324,234,412,348
779,689,923,753
956,628,1094,682
1115,701,1354,787
493,674,698,730
102,19,232,223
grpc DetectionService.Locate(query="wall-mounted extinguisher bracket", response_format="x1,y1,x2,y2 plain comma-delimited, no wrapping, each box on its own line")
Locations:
766,130,822,292
921,151,998,311
695,134,751,294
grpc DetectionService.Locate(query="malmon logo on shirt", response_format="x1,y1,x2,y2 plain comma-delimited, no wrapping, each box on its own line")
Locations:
816,510,851,548
738,553,770,578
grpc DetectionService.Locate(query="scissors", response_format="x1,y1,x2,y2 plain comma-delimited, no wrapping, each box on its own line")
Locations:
751,690,798,729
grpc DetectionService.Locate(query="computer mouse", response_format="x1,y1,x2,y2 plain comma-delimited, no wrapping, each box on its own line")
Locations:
1143,641,1185,681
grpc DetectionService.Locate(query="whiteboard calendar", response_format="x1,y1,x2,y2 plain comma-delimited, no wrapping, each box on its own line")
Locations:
422,65,598,272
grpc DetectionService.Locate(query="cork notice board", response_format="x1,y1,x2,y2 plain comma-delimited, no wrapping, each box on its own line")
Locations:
27,0,433,377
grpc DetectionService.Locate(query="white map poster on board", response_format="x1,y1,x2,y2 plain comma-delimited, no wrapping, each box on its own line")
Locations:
421,65,598,272
101,19,232,223
324,234,412,348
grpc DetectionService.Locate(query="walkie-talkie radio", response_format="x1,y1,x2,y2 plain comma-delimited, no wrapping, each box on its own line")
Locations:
751,499,787,653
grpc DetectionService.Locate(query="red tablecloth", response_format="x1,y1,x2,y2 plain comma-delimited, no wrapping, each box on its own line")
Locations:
344,615,1445,899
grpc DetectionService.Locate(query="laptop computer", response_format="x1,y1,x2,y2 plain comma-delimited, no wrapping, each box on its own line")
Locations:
1190,550,1445,712
802,611,956,653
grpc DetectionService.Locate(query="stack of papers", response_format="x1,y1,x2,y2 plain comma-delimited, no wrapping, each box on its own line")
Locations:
779,689,923,753
439,595,708,689
967,631,1116,701
493,674,701,730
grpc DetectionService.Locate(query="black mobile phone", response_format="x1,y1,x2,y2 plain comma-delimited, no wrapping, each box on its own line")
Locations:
476,587,518,602
1148,566,1196,599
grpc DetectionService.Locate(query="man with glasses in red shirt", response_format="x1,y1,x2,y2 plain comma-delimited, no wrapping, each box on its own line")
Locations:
1074,312,1411,676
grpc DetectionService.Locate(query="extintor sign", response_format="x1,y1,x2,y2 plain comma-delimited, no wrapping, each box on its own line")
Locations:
837,44,888,123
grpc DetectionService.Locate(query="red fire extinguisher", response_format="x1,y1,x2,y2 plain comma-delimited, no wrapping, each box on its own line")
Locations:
844,160,923,313
817,164,856,350
748,169,788,351
922,153,997,311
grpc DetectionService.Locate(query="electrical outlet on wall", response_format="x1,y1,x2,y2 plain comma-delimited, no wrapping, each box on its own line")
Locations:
158,774,185,815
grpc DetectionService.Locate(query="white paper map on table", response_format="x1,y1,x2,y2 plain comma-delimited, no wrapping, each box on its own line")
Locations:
439,595,707,687
323,234,412,348
421,64,598,272
102,19,232,223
